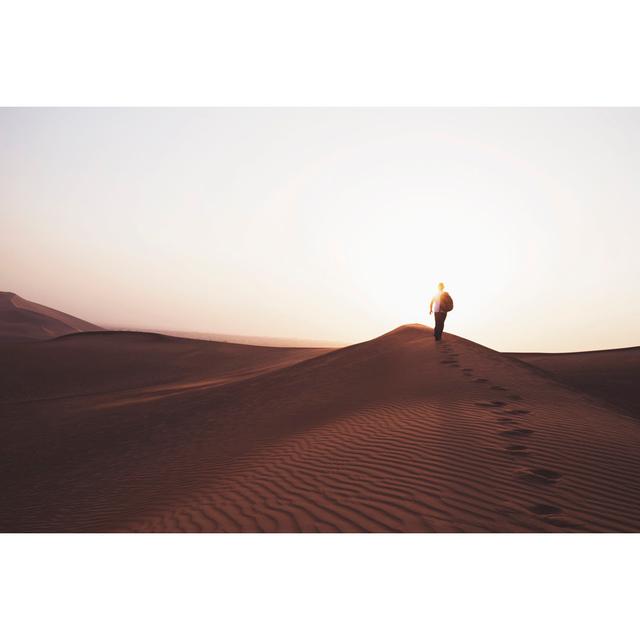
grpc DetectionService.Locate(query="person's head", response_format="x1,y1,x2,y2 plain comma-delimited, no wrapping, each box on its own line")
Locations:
437,282,445,292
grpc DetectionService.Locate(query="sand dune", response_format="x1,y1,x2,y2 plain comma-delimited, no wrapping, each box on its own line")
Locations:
2,324,640,532
510,347,640,421
108,327,346,348
0,330,329,404
0,292,102,342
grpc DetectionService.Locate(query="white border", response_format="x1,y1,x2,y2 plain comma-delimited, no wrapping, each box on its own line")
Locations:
1,534,638,639
2,0,640,105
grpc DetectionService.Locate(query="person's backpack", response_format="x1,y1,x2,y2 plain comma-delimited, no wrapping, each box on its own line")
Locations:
440,292,454,312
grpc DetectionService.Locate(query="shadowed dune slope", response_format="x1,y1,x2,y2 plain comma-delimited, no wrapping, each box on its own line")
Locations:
0,292,103,342
2,325,640,532
0,330,330,403
510,347,640,421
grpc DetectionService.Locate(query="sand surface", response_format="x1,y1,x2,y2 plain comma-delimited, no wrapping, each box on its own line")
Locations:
510,347,640,421
2,325,640,532
0,292,102,342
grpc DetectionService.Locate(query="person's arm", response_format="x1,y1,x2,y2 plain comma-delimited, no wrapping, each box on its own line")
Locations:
429,297,433,315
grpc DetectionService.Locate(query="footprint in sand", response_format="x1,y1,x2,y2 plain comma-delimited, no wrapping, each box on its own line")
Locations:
507,394,523,401
495,505,521,517
491,385,508,391
516,467,562,485
528,503,562,515
544,516,587,531
499,427,534,437
506,408,531,415
473,378,489,383
504,444,529,456
475,400,507,408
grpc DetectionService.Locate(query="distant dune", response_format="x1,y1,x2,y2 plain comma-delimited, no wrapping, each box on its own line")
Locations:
0,292,102,342
510,347,640,421
0,330,330,403
106,327,346,349
2,323,640,532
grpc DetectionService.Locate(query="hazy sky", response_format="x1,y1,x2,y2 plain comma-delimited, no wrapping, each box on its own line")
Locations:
2,108,639,351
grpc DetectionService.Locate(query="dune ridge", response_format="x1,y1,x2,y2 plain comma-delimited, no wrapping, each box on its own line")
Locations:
0,292,102,342
510,347,640,421
2,324,640,532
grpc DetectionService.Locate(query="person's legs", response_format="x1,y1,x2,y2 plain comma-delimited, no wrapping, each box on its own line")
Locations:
434,312,446,340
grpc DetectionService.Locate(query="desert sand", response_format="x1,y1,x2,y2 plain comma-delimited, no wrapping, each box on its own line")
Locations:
2,320,640,532
510,347,640,421
0,292,102,342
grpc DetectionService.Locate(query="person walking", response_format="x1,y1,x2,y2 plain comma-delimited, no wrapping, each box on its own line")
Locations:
429,282,453,341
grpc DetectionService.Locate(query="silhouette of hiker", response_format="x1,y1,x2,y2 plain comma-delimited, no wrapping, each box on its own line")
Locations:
429,282,453,341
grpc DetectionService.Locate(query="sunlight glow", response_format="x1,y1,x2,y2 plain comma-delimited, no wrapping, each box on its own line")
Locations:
2,108,639,352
